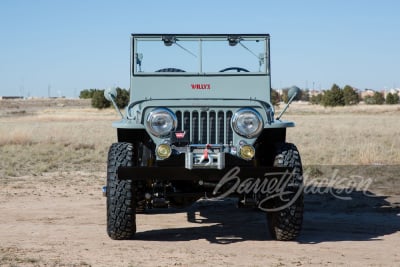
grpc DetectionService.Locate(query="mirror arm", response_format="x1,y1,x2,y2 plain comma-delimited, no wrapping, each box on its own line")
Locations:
276,92,297,121
107,92,124,119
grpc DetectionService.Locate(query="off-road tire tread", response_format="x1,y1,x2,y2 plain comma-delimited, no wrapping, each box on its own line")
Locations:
107,142,136,240
267,142,304,241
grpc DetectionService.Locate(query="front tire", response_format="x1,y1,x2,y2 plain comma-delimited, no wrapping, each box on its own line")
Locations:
266,143,304,241
106,142,136,240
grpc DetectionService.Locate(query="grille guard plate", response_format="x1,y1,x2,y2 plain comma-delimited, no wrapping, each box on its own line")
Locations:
185,151,225,170
185,144,226,170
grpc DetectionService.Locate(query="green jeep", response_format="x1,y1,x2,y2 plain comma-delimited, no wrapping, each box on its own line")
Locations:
104,34,303,241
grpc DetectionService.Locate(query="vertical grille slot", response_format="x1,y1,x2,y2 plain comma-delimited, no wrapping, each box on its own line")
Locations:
217,111,225,144
226,111,233,144
183,111,190,137
209,111,216,144
200,111,207,144
175,109,233,145
192,111,199,143
176,111,182,131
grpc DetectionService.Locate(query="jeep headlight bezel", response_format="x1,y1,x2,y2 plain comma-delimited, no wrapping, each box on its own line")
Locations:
232,108,264,138
146,107,177,137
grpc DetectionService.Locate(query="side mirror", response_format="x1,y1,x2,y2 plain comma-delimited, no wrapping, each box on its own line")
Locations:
104,87,117,102
276,86,301,120
104,87,124,118
288,86,301,100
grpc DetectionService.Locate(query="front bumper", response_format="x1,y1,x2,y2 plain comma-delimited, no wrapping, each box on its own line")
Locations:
117,166,292,182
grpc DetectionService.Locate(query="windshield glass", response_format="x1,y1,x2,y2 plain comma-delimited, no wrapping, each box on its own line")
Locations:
134,35,269,74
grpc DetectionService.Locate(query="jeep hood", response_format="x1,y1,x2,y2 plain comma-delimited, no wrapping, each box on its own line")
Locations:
130,75,271,102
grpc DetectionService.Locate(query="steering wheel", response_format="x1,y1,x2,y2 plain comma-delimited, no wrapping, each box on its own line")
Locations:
156,68,186,72
219,67,250,73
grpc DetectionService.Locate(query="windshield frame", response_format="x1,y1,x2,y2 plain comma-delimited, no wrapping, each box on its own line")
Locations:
131,34,270,76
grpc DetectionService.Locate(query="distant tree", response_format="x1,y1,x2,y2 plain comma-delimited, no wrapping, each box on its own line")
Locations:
363,95,374,104
310,93,323,105
343,85,360,105
322,84,345,107
281,88,289,103
91,90,111,109
300,89,309,102
115,87,130,108
271,89,280,106
393,93,399,104
385,93,395,104
79,89,89,99
385,92,399,104
81,87,129,109
373,92,385,104
364,91,385,105
79,89,97,99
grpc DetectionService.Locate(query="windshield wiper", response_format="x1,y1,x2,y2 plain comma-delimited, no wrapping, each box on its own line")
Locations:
238,42,258,59
228,36,265,71
162,35,197,58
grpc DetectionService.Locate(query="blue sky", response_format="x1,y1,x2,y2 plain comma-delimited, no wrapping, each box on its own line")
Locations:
0,0,399,97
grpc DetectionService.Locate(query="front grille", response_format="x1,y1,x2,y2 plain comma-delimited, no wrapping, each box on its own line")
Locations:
175,110,233,144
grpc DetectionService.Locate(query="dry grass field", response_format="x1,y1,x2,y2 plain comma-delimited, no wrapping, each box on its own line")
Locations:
283,103,400,165
0,99,399,266
0,99,114,178
1,100,399,178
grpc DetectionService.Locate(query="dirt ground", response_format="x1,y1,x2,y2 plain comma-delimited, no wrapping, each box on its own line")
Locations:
0,169,399,267
0,100,399,266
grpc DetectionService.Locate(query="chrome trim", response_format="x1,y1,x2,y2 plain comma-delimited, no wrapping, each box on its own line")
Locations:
175,109,234,145
146,107,178,137
231,107,263,138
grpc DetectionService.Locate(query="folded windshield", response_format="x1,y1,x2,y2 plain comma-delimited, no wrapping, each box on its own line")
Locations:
133,35,269,74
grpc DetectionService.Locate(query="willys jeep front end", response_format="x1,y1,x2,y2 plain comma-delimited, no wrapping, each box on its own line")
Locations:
104,34,304,241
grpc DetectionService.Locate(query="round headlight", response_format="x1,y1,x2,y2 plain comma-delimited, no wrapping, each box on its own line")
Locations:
146,108,177,137
232,108,263,138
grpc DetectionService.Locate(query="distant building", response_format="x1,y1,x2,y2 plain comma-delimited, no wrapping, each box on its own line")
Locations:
0,96,24,100
360,89,375,99
308,90,323,97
